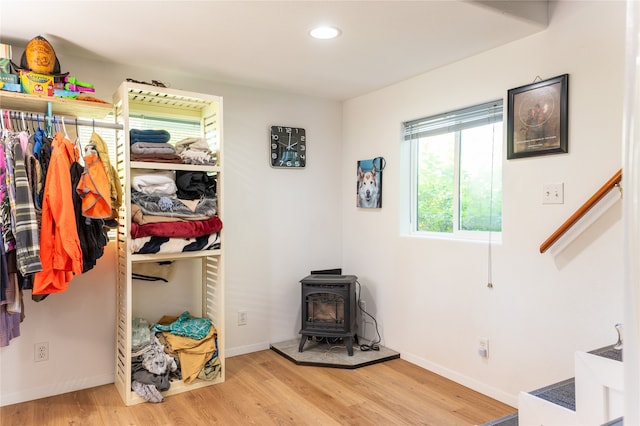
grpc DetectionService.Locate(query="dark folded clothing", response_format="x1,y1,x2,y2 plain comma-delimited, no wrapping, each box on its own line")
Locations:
176,171,217,200
130,129,171,144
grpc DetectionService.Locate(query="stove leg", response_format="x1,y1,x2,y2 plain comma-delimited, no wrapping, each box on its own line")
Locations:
345,336,354,356
298,335,308,352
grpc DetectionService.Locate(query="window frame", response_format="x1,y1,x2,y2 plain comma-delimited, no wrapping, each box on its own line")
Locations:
404,100,503,243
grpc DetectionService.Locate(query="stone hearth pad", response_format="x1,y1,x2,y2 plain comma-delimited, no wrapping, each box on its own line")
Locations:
270,338,400,369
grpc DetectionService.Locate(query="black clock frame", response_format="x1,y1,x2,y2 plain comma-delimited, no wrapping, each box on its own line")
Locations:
270,126,306,168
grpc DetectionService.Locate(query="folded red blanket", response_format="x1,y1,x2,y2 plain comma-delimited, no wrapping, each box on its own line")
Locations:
130,216,223,239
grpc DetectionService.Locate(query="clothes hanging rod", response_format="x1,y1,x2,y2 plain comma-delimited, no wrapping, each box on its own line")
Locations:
3,109,123,130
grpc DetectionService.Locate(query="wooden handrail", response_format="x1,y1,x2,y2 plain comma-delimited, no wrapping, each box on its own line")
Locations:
539,169,622,253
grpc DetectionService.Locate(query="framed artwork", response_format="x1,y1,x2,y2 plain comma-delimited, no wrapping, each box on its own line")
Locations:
507,74,569,159
356,157,385,209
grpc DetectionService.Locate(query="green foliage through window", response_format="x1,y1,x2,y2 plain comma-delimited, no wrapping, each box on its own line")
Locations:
405,100,502,236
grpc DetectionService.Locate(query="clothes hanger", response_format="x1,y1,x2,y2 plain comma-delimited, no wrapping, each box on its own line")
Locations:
28,113,35,134
51,115,58,137
5,110,13,132
61,116,70,139
21,112,27,134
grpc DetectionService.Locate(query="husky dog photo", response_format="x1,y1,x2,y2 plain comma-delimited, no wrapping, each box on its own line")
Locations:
356,157,384,209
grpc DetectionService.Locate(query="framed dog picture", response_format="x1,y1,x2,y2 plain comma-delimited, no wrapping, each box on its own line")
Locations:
356,157,385,209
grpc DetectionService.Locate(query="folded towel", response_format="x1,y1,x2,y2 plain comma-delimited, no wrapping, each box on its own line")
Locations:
131,169,177,196
130,129,171,144
131,142,176,155
175,137,210,154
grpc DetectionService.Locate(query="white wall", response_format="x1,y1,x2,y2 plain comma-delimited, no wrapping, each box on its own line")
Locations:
0,54,343,405
0,0,627,410
342,0,626,406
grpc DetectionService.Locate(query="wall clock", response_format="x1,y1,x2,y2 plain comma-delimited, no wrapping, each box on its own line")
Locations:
270,126,306,168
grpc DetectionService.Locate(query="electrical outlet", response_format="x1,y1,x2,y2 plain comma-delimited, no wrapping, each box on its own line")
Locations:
237,310,247,326
35,342,49,362
543,183,564,204
478,337,489,359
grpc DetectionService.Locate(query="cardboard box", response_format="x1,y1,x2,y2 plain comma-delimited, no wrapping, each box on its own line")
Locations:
20,70,53,96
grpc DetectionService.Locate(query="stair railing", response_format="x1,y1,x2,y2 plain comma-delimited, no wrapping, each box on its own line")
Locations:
539,169,622,253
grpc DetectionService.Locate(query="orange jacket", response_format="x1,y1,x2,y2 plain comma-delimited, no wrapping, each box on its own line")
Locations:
77,149,111,219
33,132,83,294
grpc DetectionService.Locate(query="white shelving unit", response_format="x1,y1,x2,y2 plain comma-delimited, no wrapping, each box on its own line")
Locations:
112,82,225,406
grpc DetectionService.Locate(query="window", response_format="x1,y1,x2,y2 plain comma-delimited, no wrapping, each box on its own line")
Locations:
404,100,503,239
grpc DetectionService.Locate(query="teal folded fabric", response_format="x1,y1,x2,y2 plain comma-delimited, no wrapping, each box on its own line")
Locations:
151,311,212,340
130,129,171,144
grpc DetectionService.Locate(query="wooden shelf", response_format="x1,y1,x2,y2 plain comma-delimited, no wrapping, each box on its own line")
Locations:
114,81,225,406
130,161,220,172
130,249,222,263
0,90,113,118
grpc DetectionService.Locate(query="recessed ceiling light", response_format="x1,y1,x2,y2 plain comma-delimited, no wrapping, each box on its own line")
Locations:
310,26,341,40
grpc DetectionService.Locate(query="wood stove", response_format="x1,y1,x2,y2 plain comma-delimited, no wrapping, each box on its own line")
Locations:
298,274,358,356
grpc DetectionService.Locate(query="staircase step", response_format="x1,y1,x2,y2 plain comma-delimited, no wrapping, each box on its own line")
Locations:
480,412,518,426
529,377,576,411
482,345,622,426
589,344,622,362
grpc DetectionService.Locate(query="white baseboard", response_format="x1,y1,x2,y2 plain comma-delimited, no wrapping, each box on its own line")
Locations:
225,341,271,357
0,373,115,407
401,351,518,408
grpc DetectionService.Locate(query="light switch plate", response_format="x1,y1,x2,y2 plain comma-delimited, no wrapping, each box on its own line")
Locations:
543,183,564,204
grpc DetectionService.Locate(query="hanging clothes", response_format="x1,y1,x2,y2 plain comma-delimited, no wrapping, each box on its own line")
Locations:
0,232,22,347
33,132,83,295
0,134,16,253
25,131,44,217
11,132,43,276
71,156,108,274
76,143,111,219
88,132,122,222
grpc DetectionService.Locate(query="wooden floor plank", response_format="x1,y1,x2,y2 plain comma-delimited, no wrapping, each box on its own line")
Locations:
0,349,514,425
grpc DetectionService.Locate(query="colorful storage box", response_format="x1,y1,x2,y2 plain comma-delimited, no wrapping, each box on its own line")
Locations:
20,70,53,96
0,73,18,84
1,83,21,93
54,89,79,99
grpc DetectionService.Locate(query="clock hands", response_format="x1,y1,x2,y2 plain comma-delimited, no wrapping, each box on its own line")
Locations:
277,138,297,150
277,140,297,149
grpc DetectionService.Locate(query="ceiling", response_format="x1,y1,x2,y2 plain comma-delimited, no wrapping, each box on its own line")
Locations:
0,1,548,101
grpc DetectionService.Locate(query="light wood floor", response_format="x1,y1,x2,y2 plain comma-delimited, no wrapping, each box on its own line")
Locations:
0,349,515,425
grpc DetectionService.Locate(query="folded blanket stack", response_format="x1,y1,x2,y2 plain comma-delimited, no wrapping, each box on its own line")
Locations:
129,169,223,255
130,129,171,144
130,129,182,164
175,137,217,165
